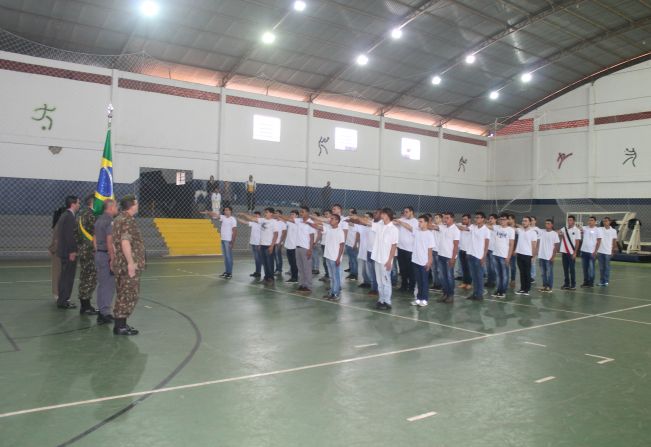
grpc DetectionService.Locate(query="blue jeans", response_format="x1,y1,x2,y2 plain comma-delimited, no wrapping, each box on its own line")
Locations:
346,246,358,276
510,255,517,281
539,258,553,288
361,258,372,284
413,263,430,301
274,244,283,273
581,251,595,285
374,261,392,305
221,240,233,274
495,256,509,294
486,250,496,285
598,253,611,284
312,244,321,271
562,253,576,287
286,248,298,280
391,257,398,285
326,258,343,296
260,245,275,280
438,255,455,297
468,255,484,298
430,251,440,288
366,251,378,291
459,250,472,285
251,245,262,274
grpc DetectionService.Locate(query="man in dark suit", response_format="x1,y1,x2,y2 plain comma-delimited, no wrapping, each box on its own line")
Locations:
56,195,81,309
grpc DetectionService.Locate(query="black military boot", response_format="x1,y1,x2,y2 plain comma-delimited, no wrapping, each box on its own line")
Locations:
79,300,99,316
113,318,139,336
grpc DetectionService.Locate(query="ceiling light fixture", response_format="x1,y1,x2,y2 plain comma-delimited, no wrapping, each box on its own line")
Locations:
465,54,476,64
293,1,306,12
391,28,403,39
356,54,369,66
521,72,533,83
139,0,160,17
431,75,442,85
489,90,499,100
261,31,276,44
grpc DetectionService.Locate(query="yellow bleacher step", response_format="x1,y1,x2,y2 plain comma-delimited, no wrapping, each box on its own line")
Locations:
154,218,222,256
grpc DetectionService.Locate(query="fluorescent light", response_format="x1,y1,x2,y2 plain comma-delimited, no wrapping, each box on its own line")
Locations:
139,1,160,17
465,54,476,64
431,75,442,85
521,72,533,83
293,1,306,12
261,31,276,44
356,54,369,66
489,90,499,100
391,28,403,39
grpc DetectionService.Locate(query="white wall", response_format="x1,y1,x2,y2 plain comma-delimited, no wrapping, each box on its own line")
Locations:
491,59,651,199
0,50,489,198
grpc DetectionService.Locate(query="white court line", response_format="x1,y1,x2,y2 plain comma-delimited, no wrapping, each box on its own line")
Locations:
523,341,547,347
535,376,556,384
407,411,437,422
1,301,649,420
354,343,378,349
585,354,615,364
144,305,153,309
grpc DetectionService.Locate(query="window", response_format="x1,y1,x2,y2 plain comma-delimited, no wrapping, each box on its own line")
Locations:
175,171,186,185
401,137,421,160
334,127,358,151
253,114,281,142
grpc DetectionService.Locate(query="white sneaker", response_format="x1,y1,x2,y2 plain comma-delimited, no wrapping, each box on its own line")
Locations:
411,300,421,306
417,300,428,307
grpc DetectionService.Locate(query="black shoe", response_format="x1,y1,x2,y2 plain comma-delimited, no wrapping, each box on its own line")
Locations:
225,273,232,279
220,272,228,278
250,272,260,277
561,285,570,290
113,325,139,336
375,301,383,309
344,268,351,273
330,295,340,301
97,314,114,325
57,302,77,309
443,296,454,304
358,283,371,288
286,278,298,283
378,302,392,310
80,306,99,316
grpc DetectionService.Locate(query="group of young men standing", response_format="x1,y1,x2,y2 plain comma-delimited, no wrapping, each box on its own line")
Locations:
214,204,619,311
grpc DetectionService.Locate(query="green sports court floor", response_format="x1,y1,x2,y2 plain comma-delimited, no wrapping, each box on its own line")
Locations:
1,257,650,447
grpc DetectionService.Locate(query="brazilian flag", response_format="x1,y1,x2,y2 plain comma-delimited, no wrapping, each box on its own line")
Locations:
92,128,114,215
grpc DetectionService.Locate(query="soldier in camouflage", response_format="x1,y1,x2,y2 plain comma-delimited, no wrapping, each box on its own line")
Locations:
77,194,99,315
111,195,145,336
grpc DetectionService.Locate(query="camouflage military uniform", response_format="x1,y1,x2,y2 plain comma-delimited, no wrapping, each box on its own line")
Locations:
76,207,97,302
112,211,146,318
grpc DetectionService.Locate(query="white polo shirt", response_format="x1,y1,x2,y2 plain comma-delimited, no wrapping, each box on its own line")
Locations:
366,223,376,253
516,228,537,256
598,227,617,255
412,230,435,266
259,218,279,246
581,226,601,254
398,217,418,252
323,225,345,261
218,215,237,242
438,224,461,259
559,226,581,255
345,222,357,247
248,221,261,245
296,218,316,249
459,228,470,252
356,225,369,260
493,226,515,258
538,230,560,261
371,221,399,264
284,221,297,249
467,224,490,260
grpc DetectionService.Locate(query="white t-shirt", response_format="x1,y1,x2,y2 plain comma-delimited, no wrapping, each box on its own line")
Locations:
370,221,399,264
431,228,440,253
398,217,418,251
345,223,357,247
598,227,618,255
412,230,435,266
366,222,376,252
493,226,515,258
276,220,287,239
559,226,581,255
538,230,560,261
532,226,542,240
488,227,496,251
218,215,237,242
459,228,470,252
438,224,461,259
467,224,490,260
320,222,330,246
516,228,537,256
356,225,369,259
296,218,316,249
581,226,601,254
284,221,298,249
259,218,279,246
323,225,345,261
248,221,261,245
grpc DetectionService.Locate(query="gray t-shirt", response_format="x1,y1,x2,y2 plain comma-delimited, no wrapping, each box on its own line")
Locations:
94,213,113,251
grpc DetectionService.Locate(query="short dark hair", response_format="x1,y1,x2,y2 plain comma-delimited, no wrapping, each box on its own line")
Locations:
568,215,576,221
348,208,357,214
120,195,137,211
65,195,79,208
475,211,486,219
499,213,508,219
489,213,498,219
300,206,310,213
290,209,299,216
84,194,94,206
530,215,537,221
223,206,232,212
418,214,430,222
523,216,531,223
332,203,342,209
545,218,553,224
603,216,611,221
254,211,261,216
275,209,283,215
404,206,414,213
366,212,373,218
264,207,275,213
462,213,471,219
588,215,596,221
435,213,443,218
381,207,394,220
331,214,341,223
314,211,321,216
443,211,454,218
